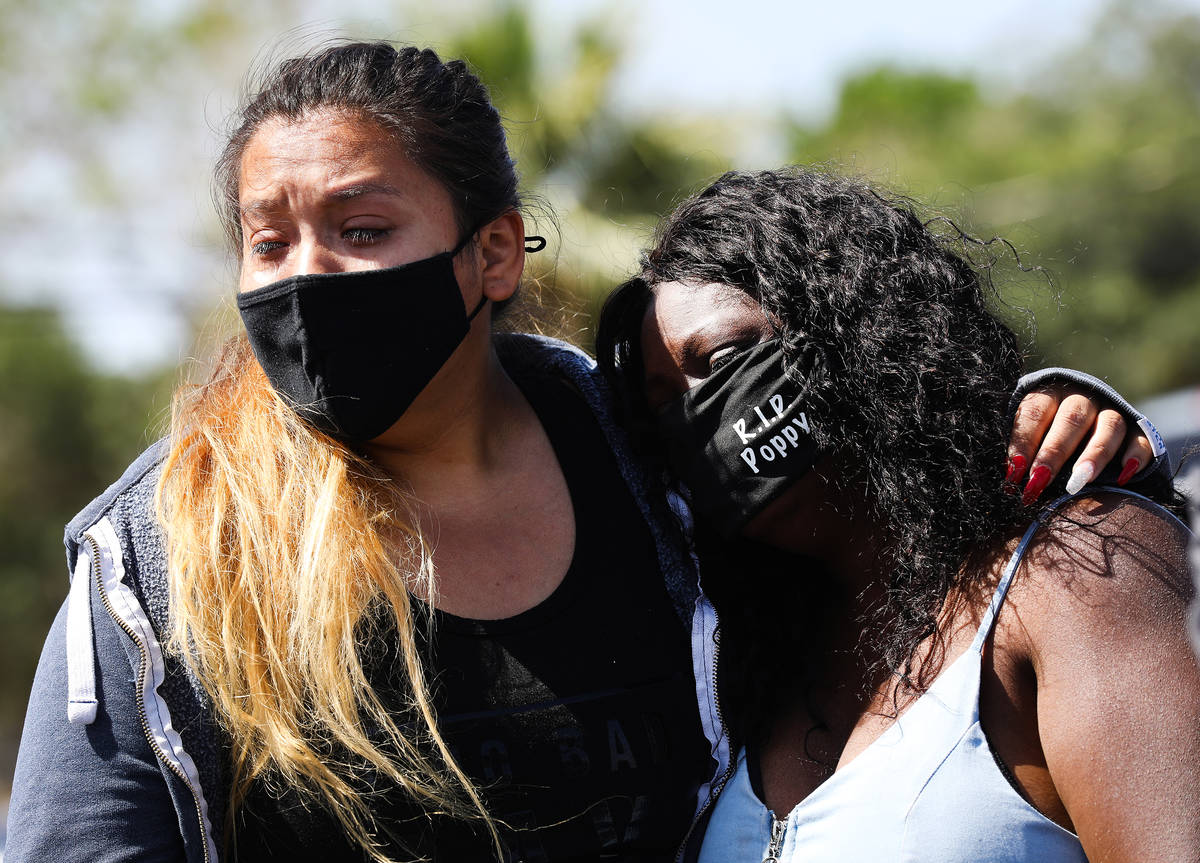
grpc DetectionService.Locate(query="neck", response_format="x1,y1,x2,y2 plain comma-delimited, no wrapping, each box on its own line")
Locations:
361,344,529,502
759,468,890,614
788,478,893,664
831,529,887,614
820,527,891,661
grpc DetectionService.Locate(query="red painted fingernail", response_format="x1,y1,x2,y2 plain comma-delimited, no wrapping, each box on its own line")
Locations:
1022,464,1052,506
1005,453,1027,485
1117,457,1139,486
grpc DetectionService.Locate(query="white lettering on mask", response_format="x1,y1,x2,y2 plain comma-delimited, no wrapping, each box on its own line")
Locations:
729,391,788,445
733,418,753,445
737,413,812,475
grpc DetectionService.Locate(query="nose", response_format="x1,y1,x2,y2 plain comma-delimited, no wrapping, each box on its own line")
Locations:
292,239,343,276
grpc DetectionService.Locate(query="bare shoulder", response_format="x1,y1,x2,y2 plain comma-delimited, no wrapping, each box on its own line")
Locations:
992,492,1200,861
1004,491,1191,644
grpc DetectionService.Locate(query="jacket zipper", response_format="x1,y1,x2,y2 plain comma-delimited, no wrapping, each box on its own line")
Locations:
86,533,213,863
674,605,734,862
762,814,787,863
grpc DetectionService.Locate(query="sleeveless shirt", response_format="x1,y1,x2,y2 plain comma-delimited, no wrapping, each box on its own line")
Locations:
698,488,1186,863
235,368,711,861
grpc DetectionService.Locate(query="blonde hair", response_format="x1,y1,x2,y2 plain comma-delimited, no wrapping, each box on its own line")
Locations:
156,334,499,861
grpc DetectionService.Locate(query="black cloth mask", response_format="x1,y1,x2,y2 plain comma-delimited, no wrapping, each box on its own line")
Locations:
236,236,485,442
656,338,820,538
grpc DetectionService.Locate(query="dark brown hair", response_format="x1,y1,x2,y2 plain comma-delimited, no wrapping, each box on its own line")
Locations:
215,41,520,251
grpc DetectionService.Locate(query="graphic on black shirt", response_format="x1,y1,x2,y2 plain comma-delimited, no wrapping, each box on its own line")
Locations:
236,369,711,862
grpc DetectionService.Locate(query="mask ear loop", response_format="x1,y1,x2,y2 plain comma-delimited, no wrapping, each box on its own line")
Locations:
460,234,546,320
452,230,546,256
466,293,489,321
450,230,479,258
447,230,489,321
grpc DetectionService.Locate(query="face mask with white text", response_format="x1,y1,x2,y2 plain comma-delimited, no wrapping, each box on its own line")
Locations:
655,338,820,537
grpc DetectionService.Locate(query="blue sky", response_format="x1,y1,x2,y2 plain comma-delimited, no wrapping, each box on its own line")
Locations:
530,0,1200,117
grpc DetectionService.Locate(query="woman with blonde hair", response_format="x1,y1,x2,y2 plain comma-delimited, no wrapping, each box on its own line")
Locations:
7,42,1162,863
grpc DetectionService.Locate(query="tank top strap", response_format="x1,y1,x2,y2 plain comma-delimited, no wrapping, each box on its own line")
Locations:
969,486,1188,653
1104,486,1191,532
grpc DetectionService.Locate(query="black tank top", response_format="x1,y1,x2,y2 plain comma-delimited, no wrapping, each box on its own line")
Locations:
235,369,711,861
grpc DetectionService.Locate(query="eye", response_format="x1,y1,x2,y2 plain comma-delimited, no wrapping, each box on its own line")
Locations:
250,240,286,258
343,227,390,246
707,344,746,374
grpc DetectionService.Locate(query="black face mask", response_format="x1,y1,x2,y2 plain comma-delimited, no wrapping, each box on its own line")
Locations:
236,235,485,442
656,339,820,538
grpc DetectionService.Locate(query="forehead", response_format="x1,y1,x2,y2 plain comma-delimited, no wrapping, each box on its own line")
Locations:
641,280,766,353
237,111,447,210
638,280,771,406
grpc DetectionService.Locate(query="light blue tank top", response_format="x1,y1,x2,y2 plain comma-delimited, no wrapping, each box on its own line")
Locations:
698,488,1184,863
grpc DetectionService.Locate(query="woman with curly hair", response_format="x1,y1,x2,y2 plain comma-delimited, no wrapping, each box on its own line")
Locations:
596,168,1198,862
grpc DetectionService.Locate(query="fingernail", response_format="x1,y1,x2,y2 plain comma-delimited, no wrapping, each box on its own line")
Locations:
1117,457,1139,486
1005,453,1027,485
1022,464,1052,506
1065,460,1095,495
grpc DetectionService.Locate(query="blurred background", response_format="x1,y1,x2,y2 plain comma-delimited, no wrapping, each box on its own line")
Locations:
3,0,1200,846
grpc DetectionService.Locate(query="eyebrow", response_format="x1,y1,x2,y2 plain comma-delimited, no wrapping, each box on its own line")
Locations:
238,199,279,220
678,331,708,364
327,181,407,201
238,182,407,219
673,325,725,371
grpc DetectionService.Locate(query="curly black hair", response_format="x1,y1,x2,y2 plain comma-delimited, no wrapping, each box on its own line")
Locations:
597,167,1052,704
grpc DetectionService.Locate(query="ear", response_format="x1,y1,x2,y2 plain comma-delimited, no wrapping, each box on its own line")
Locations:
477,210,525,303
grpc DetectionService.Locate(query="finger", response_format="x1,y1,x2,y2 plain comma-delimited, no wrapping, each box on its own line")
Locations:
1008,390,1061,484
1064,410,1125,494
1116,434,1156,486
1022,393,1098,505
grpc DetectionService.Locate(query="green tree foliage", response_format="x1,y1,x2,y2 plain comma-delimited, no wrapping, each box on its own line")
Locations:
443,3,733,339
787,1,1200,399
446,2,731,219
449,3,614,183
0,304,171,765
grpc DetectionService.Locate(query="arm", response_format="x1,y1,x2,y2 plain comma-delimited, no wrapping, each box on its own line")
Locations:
1190,486,1200,658
1007,368,1168,504
5,594,186,862
1019,495,1198,862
